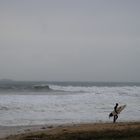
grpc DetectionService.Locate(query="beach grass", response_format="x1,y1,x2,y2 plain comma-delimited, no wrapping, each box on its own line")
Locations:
3,122,140,140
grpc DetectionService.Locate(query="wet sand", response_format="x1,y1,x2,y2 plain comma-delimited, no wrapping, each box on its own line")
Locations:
1,122,140,140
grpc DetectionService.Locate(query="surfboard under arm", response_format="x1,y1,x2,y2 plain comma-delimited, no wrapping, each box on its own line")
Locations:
110,105,126,116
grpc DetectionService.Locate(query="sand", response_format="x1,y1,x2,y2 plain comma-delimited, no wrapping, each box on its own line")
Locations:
0,122,140,140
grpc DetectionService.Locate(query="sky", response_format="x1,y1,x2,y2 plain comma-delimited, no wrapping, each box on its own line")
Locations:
0,0,140,82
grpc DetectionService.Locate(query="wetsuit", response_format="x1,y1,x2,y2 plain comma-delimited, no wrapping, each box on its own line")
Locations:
113,104,118,123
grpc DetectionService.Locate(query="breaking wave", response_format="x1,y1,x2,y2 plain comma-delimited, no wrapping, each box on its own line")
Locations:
0,81,140,94
49,84,140,96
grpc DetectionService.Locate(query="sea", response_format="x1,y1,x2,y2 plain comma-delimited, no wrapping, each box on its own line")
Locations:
0,81,140,126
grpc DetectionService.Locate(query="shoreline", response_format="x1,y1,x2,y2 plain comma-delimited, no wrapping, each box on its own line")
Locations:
1,121,140,140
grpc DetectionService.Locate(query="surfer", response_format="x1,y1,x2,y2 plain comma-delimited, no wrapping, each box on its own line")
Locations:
109,103,126,123
113,103,118,123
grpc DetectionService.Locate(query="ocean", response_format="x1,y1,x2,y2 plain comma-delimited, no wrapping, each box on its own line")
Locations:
0,81,140,126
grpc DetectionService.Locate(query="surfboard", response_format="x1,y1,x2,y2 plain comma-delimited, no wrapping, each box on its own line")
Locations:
109,105,126,117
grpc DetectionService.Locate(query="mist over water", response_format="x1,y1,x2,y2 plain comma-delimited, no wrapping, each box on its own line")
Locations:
0,81,140,126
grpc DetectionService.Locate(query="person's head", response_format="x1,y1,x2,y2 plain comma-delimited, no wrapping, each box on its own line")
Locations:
116,103,118,106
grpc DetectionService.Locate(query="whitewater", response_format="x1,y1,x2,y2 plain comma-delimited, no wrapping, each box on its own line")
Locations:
0,81,140,126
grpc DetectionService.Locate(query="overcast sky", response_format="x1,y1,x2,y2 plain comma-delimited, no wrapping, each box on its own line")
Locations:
0,0,140,82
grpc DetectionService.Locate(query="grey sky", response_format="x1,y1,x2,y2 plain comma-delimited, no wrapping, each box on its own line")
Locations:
0,0,140,81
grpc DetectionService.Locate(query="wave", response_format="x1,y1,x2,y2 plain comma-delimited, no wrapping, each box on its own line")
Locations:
0,81,140,94
32,84,50,90
49,84,140,93
0,106,9,111
47,85,140,98
49,85,96,92
0,84,51,92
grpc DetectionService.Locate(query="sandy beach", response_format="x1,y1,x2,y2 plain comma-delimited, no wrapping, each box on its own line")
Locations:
0,125,43,139
1,122,140,140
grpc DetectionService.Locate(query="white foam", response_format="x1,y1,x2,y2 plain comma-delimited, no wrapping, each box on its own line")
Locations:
0,86,140,126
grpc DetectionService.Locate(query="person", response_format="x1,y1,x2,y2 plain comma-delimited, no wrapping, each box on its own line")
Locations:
113,103,118,123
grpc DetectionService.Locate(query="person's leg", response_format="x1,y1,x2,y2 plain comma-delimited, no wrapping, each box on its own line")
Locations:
114,115,118,123
113,115,116,123
116,115,118,122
